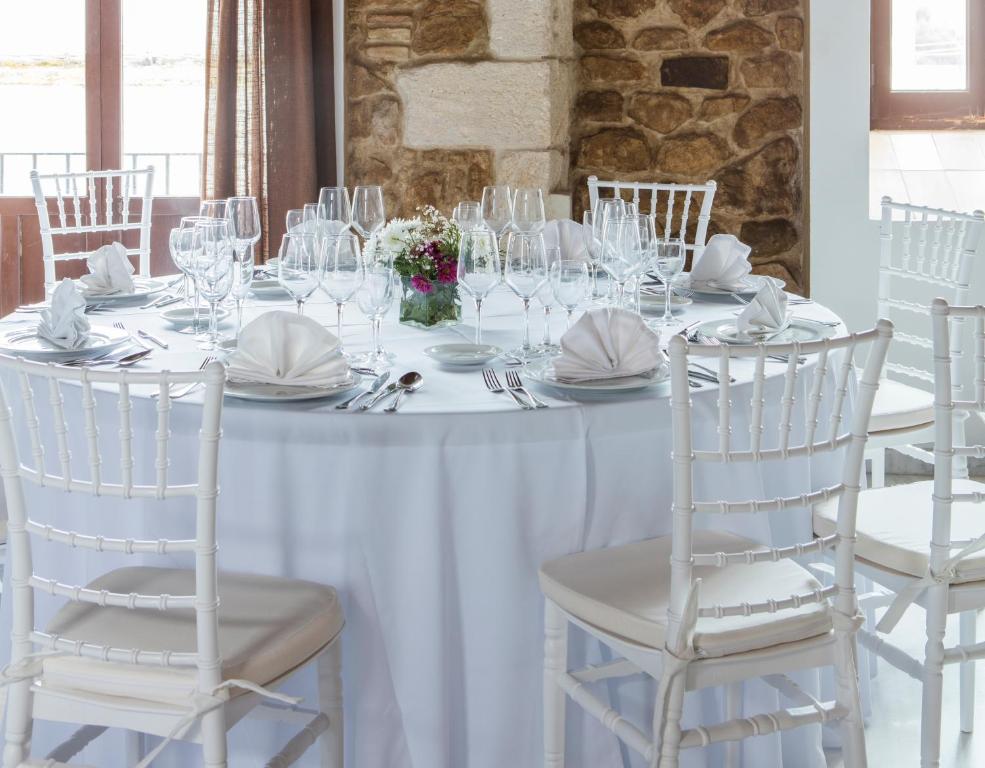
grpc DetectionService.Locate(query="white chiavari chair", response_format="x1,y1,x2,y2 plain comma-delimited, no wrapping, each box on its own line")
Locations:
539,321,892,767
866,197,984,487
30,168,155,297
817,300,985,767
0,357,344,768
586,176,717,261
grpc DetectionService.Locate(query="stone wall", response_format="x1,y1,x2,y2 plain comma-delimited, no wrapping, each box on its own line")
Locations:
570,0,807,292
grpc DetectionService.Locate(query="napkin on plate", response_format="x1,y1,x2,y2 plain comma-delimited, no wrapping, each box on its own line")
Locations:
542,219,591,262
225,311,350,387
38,278,91,349
689,234,752,288
553,308,665,382
737,279,788,334
79,242,135,296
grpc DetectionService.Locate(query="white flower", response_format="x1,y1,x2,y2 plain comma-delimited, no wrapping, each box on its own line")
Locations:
380,217,421,251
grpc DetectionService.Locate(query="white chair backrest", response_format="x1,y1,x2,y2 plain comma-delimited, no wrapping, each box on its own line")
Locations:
0,357,226,692
665,323,893,649
587,176,717,259
878,197,985,392
30,167,155,294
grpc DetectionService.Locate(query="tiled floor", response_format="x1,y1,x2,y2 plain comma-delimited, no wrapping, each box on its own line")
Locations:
869,131,985,218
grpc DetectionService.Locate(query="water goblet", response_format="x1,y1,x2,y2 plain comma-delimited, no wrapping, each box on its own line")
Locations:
175,215,212,336
536,246,561,353
277,232,322,316
550,259,591,329
352,185,386,241
651,238,686,326
192,219,235,350
505,232,549,360
457,228,502,345
598,215,643,308
322,232,365,356
352,265,398,370
226,196,261,339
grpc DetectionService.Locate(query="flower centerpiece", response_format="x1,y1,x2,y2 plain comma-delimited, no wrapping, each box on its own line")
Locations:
366,205,462,329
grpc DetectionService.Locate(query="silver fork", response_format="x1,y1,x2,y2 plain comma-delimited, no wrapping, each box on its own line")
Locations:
152,356,216,400
482,368,533,410
504,369,548,409
113,321,148,349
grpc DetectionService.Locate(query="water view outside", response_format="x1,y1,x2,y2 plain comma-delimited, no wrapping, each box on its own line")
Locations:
891,0,969,92
0,0,206,197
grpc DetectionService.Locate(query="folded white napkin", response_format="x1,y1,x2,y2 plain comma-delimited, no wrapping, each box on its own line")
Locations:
553,308,665,382
80,242,135,296
542,219,590,262
737,279,788,333
225,311,350,386
689,234,752,287
38,278,90,349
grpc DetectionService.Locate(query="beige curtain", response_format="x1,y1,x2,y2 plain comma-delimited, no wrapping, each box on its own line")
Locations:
202,0,336,260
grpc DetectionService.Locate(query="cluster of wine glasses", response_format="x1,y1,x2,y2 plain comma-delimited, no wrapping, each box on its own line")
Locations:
283,185,386,261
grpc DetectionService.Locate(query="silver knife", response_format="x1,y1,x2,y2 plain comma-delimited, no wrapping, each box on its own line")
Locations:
137,329,169,349
336,371,389,410
357,381,399,411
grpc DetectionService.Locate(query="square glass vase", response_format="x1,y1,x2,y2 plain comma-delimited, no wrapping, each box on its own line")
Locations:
398,276,462,330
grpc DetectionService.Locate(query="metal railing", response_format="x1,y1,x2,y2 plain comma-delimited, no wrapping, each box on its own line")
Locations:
0,151,201,196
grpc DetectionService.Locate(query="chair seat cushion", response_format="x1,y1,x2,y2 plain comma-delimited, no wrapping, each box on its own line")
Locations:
539,531,832,659
814,480,985,583
869,379,934,433
42,567,343,705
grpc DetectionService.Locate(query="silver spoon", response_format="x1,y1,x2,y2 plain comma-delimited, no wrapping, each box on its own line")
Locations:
384,371,423,413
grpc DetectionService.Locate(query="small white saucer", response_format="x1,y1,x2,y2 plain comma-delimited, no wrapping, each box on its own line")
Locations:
160,306,230,329
423,343,503,367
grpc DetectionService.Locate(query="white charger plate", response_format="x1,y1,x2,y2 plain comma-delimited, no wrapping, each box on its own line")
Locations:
424,343,503,367
697,317,835,345
690,275,786,297
525,359,670,395
160,306,231,329
79,277,168,305
224,371,361,402
0,325,130,361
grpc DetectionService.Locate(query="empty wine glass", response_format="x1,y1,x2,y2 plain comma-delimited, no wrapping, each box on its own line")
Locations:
285,208,305,233
352,185,386,241
277,232,322,316
452,201,482,231
537,246,561,354
192,219,235,350
169,225,199,335
598,215,643,307
629,214,657,314
512,188,546,234
551,259,591,329
318,186,352,236
322,232,365,355
352,265,397,370
505,232,549,360
652,238,686,326
175,215,211,336
199,199,227,219
226,196,261,339
457,228,502,345
481,185,512,238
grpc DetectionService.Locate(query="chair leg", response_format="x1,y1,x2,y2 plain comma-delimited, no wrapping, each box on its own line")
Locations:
869,448,886,489
3,680,32,768
544,599,568,768
921,584,948,768
834,631,867,768
318,638,344,767
724,682,742,768
125,730,145,764
200,707,228,768
653,673,687,768
960,611,977,734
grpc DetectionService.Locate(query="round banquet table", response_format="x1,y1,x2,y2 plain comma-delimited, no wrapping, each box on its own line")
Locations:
0,281,869,768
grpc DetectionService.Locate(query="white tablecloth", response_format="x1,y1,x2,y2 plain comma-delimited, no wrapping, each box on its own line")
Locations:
0,282,864,767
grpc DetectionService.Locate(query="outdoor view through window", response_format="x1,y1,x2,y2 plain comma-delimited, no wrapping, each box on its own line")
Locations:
0,0,206,197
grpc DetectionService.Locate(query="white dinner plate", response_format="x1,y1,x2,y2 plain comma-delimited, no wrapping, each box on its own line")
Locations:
160,306,231,329
250,278,290,298
697,317,836,345
423,343,503,367
223,371,361,402
689,275,786,297
525,359,670,395
79,277,168,305
0,325,130,361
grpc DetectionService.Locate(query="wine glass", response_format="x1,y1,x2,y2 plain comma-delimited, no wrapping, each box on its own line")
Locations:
168,225,199,335
652,238,686,326
481,185,512,238
536,246,561,354
277,232,322,316
226,196,261,339
505,232,549,360
511,188,546,234
452,201,482,231
551,259,591,329
457,228,502,345
199,199,227,219
322,232,365,355
285,208,305,233
351,185,386,241
629,214,657,314
352,265,397,370
175,215,211,336
191,219,235,350
318,186,352,236
598,215,643,307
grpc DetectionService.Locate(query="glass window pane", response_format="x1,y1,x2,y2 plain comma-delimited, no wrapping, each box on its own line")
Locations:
0,1,85,196
891,0,969,92
122,0,207,197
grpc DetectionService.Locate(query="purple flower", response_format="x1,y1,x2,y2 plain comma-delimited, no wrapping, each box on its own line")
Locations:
411,275,434,294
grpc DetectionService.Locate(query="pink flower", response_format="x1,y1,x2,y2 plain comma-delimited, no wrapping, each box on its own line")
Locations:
411,275,434,294
437,263,457,284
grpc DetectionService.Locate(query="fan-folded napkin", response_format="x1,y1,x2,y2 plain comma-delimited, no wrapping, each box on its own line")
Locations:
80,242,135,296
225,311,350,386
737,279,788,333
38,278,90,349
689,234,752,287
553,308,665,382
542,219,590,262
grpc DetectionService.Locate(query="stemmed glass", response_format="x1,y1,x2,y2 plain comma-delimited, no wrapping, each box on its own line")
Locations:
505,232,549,360
322,232,365,356
536,246,561,354
277,232,322,316
226,196,261,339
352,266,397,370
174,215,211,336
598,215,643,307
581,210,604,300
651,238,686,326
457,228,502,345
285,208,305,233
452,201,482,230
192,219,235,350
168,225,199,335
199,199,227,219
629,214,657,313
511,188,546,234
551,259,591,329
351,185,386,242
481,185,513,240
318,186,352,236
